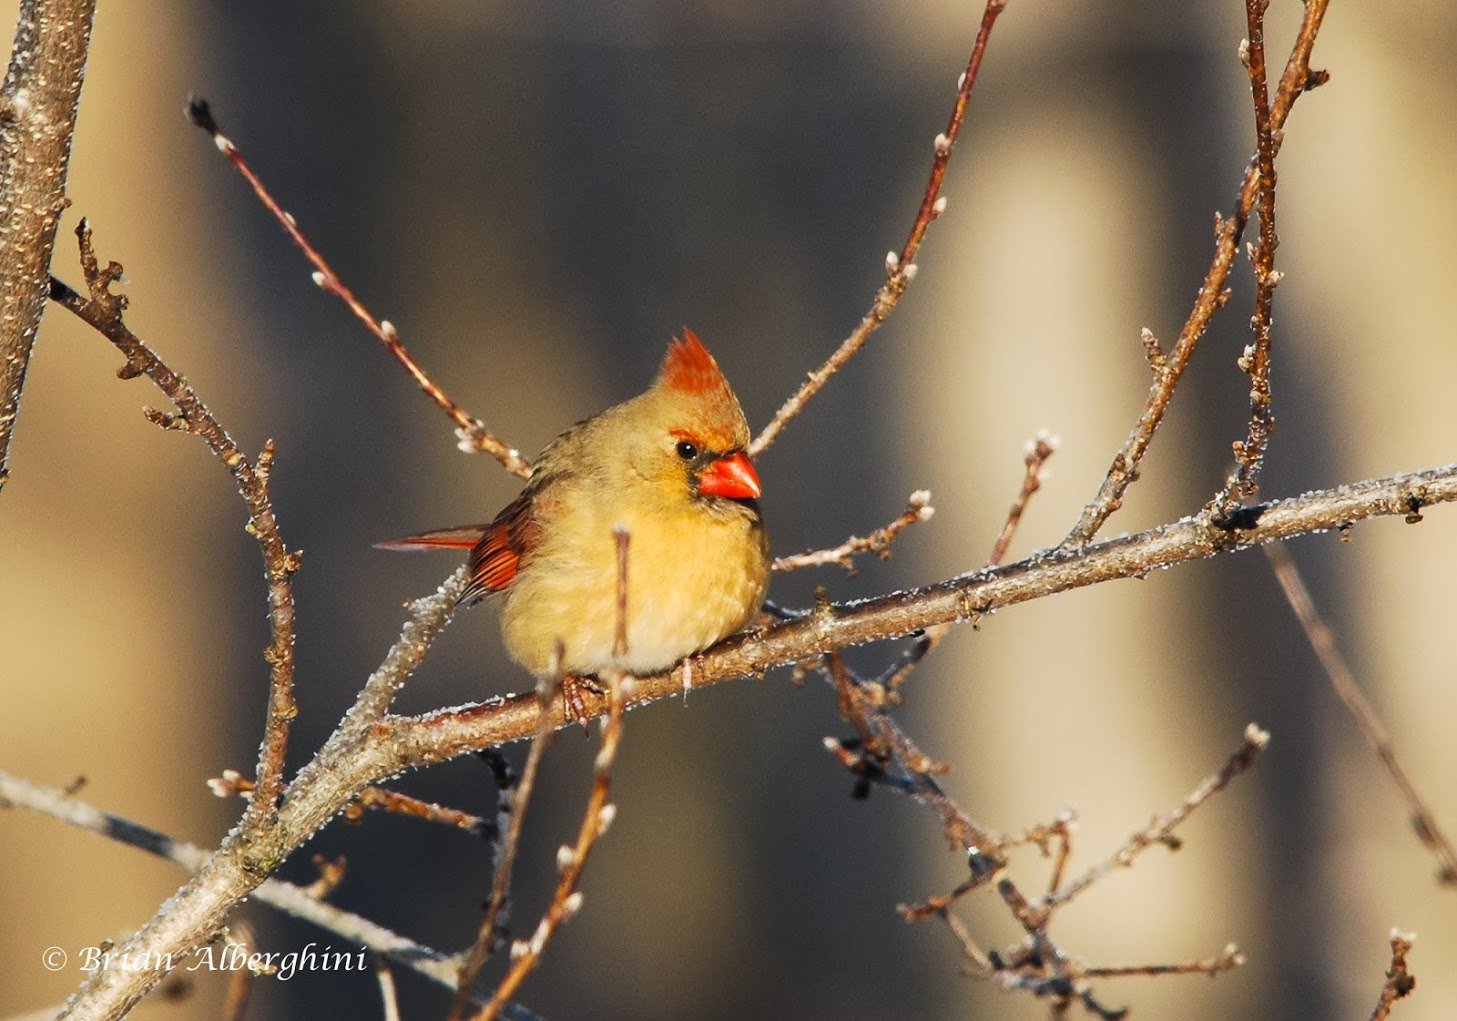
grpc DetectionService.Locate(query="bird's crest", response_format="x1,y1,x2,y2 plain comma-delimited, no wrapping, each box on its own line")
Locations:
657,329,729,397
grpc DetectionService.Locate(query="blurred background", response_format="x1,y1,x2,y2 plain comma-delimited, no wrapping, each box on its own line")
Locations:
3,1,1456,1018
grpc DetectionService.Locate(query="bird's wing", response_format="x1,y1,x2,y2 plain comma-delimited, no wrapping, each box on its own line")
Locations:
462,490,541,602
373,497,536,603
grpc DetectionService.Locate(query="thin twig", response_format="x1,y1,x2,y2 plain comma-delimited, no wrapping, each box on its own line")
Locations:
882,435,1052,694
1046,723,1269,909
209,768,488,834
748,0,1007,458
988,432,1057,567
345,787,486,833
182,96,530,478
1063,0,1330,546
302,855,349,900
1210,0,1281,521
219,922,258,1021
1369,931,1417,1021
48,222,299,845
471,531,635,1021
988,810,1078,889
1080,943,1245,979
448,658,561,1020
772,490,933,573
474,673,626,1021
376,960,402,1021
1264,543,1457,885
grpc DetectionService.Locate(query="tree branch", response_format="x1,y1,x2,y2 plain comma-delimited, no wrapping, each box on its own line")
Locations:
0,770,463,993
747,0,1006,458
389,462,1457,761
0,0,96,490
48,237,1457,1014
1264,543,1457,886
49,221,301,846
183,96,531,479
1062,0,1329,545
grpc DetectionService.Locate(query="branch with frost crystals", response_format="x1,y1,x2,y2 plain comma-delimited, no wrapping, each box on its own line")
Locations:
386,462,1457,761
0,770,464,992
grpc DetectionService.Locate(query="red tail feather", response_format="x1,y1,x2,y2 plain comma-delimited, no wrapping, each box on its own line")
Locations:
373,526,488,551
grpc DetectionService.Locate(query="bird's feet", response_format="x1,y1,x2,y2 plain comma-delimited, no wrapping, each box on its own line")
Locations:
560,674,605,732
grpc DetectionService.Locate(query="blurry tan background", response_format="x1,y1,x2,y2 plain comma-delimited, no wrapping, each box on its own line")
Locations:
3,2,1455,1018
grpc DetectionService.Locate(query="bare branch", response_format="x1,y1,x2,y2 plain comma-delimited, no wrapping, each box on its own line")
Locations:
183,96,531,479
0,0,96,489
391,463,1457,760
1080,943,1245,980
49,223,300,844
1046,724,1269,909
0,770,463,993
748,0,1006,458
988,432,1057,567
210,768,490,835
447,656,559,1019
1063,0,1330,546
376,961,401,1021
1209,0,1281,520
1369,931,1417,1021
1265,543,1457,886
772,490,933,573
219,921,258,1021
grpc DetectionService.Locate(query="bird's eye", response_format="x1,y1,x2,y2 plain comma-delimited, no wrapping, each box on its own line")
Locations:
675,440,698,461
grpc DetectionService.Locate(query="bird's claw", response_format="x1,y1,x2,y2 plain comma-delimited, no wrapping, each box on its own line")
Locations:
561,674,604,733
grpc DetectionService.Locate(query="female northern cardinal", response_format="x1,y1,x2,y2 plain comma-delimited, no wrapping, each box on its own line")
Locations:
380,330,769,684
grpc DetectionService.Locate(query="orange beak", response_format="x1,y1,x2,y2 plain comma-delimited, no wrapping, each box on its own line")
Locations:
698,451,761,499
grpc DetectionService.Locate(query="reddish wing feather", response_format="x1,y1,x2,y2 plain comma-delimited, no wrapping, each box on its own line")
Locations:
462,491,537,602
377,492,538,604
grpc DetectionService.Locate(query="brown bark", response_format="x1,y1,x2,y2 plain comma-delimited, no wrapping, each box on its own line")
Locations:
0,0,96,490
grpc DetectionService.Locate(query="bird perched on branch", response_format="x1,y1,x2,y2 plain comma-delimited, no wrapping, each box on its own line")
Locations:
380,331,769,703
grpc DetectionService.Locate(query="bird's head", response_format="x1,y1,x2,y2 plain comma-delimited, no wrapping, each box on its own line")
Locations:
627,329,760,505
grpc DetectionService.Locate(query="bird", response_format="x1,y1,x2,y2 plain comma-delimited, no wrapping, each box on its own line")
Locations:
379,330,769,705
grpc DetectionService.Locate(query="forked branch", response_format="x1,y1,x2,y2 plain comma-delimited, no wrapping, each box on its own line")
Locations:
48,221,299,845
